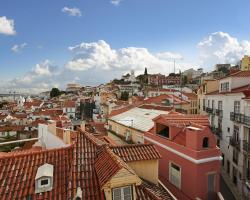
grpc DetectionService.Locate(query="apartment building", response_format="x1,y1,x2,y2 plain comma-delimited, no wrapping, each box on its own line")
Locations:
241,55,250,71
202,70,250,199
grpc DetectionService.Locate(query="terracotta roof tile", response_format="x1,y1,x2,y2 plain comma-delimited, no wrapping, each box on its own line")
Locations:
0,129,174,200
112,144,161,162
155,114,210,127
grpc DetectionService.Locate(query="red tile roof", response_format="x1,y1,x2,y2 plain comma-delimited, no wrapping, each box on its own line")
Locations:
136,181,174,200
0,125,25,132
95,145,134,188
63,100,76,108
182,92,197,100
226,70,250,78
143,94,189,105
154,114,210,127
112,144,161,162
0,130,174,200
109,104,135,117
139,104,173,111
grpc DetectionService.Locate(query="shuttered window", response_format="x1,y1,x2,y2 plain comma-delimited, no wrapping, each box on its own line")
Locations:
169,162,181,189
112,186,132,200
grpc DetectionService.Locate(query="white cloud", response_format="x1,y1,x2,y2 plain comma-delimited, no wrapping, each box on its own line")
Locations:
11,43,27,53
66,40,192,74
4,31,250,93
0,60,60,93
62,7,82,17
110,0,122,6
0,16,16,35
197,31,250,68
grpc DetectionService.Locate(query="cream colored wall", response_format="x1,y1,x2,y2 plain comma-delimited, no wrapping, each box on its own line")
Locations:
128,160,159,185
207,80,219,93
241,56,250,71
108,120,144,144
103,168,141,200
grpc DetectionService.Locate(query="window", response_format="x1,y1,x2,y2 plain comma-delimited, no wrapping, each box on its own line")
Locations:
212,100,215,109
203,137,209,148
220,82,229,92
39,178,50,188
208,100,210,108
233,125,239,142
41,179,48,186
234,101,240,114
169,162,181,189
156,125,169,138
218,101,222,110
112,186,132,200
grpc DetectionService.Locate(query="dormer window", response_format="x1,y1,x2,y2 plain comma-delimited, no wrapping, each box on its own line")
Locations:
112,185,132,200
220,82,229,92
35,163,54,194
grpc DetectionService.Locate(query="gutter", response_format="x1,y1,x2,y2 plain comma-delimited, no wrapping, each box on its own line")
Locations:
0,137,40,146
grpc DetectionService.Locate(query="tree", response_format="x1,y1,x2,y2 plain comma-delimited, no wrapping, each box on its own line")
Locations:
50,88,61,98
120,91,129,101
82,102,96,119
144,67,148,76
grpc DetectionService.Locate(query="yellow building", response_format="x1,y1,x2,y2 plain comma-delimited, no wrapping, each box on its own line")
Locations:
197,79,219,114
241,55,250,71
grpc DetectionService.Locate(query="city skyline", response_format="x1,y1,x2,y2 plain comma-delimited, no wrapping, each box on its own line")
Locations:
1,0,250,93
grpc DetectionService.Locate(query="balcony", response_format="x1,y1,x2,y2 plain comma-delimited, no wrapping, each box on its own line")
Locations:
206,107,213,114
230,137,241,150
215,109,223,117
230,112,250,125
243,140,250,154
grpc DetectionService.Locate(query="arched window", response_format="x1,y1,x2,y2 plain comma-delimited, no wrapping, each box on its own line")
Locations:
203,137,209,148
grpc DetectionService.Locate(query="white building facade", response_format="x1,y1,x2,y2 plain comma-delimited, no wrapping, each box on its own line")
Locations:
203,71,250,199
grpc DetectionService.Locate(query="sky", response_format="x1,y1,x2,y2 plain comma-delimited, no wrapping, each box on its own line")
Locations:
1,0,250,93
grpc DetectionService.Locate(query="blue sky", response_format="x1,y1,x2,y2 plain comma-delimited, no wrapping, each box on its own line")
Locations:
1,0,250,93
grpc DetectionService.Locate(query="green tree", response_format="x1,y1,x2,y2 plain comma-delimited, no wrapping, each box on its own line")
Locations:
50,88,61,98
144,67,148,75
120,91,129,101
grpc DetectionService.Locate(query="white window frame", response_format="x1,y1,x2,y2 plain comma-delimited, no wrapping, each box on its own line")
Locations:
112,185,133,200
234,101,240,114
169,162,181,189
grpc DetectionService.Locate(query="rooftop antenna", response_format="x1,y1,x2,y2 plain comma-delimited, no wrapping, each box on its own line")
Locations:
172,59,176,111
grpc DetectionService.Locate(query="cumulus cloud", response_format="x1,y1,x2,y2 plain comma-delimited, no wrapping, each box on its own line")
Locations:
0,16,16,35
62,7,82,17
110,0,122,6
0,60,60,93
4,31,250,93
11,43,27,53
197,31,250,68
66,40,191,74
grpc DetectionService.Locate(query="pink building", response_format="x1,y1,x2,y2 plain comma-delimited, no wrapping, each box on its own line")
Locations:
144,114,222,200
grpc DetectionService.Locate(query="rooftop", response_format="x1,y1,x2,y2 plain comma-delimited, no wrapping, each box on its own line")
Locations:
0,130,174,200
110,107,169,132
